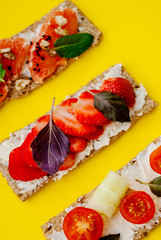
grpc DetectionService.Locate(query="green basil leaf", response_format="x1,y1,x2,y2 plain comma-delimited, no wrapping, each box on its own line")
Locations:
93,91,130,122
0,64,6,83
54,33,94,58
136,177,161,197
149,177,161,197
100,234,120,240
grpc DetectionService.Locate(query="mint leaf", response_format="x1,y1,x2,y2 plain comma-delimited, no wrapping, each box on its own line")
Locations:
54,33,94,58
31,98,70,175
136,177,161,197
100,234,120,240
89,91,130,122
0,64,6,83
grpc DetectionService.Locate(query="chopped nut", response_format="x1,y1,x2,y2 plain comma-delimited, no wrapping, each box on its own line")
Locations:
48,49,57,57
54,15,67,26
55,27,69,36
0,48,11,54
40,39,50,51
3,53,15,60
15,79,30,91
0,48,16,60
4,52,16,60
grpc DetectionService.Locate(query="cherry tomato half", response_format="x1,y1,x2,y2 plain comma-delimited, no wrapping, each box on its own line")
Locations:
120,191,155,224
150,145,161,174
63,207,103,240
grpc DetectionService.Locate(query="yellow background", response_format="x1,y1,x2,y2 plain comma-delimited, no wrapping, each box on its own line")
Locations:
0,0,161,239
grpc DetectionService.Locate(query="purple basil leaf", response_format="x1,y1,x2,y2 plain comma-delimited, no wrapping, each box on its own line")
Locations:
31,98,70,175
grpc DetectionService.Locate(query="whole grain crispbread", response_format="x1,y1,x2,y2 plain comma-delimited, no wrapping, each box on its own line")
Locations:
1,0,102,107
0,64,157,202
41,137,161,240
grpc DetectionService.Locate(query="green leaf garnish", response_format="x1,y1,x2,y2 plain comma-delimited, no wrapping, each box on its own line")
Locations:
89,90,130,122
0,64,6,83
136,177,161,197
54,33,94,58
100,234,120,240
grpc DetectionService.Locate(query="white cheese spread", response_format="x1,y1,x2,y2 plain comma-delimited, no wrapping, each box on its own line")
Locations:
103,63,122,80
49,137,161,240
102,137,161,240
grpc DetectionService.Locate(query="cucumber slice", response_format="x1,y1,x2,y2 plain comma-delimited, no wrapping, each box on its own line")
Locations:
87,171,129,217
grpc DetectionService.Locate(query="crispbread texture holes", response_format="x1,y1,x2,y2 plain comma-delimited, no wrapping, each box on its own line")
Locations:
0,64,157,202
1,0,102,107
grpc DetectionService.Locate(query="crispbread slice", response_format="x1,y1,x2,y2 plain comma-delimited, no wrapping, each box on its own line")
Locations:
1,0,102,107
41,137,161,240
0,64,157,201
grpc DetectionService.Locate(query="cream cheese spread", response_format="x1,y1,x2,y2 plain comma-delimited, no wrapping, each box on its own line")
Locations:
0,64,147,196
102,137,161,240
49,137,161,240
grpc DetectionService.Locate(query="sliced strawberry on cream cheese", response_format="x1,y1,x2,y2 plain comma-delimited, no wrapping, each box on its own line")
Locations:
53,98,101,139
21,130,39,169
74,90,110,126
59,152,76,171
9,147,47,181
68,136,87,153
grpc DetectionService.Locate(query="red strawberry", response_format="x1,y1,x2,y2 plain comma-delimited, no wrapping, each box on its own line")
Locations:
74,90,109,126
32,115,50,133
85,126,104,140
21,115,50,168
100,78,135,108
21,130,39,168
59,152,76,171
8,147,47,181
68,136,87,153
53,98,100,139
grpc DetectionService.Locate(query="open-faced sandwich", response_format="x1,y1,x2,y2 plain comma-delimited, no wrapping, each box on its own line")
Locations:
0,0,102,106
0,64,157,201
42,136,161,240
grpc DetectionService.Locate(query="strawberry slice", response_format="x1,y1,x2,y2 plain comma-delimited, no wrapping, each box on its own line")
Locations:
53,98,101,139
85,126,104,140
59,152,76,171
68,136,87,153
32,115,50,133
21,130,39,168
9,147,47,181
100,78,135,108
74,90,110,126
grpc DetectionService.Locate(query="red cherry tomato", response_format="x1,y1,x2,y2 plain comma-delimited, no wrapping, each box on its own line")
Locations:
150,145,161,174
120,191,155,224
63,207,103,240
